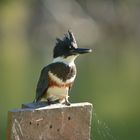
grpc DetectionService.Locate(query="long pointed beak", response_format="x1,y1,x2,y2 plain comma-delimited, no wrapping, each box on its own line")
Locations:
72,48,92,54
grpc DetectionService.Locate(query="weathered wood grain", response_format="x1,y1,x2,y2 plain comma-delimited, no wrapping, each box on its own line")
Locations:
7,102,92,140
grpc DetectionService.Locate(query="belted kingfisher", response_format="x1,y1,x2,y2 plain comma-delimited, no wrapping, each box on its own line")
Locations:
34,30,92,105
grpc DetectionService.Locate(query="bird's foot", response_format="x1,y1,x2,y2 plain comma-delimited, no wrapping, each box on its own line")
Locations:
47,99,60,105
63,100,71,106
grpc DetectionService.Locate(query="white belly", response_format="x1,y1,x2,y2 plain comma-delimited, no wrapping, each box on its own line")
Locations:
47,86,69,102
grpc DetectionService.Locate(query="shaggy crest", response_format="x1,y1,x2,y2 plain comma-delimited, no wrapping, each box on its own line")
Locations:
55,30,77,49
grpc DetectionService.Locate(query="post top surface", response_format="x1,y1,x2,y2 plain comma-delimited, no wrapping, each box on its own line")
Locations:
9,102,93,113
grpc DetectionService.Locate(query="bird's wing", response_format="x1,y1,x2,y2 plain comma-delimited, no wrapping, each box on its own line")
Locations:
35,66,50,102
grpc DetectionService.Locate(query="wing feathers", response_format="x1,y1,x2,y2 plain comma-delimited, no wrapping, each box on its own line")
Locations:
35,66,49,102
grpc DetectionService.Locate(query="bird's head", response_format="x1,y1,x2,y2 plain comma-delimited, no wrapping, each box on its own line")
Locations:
53,30,92,64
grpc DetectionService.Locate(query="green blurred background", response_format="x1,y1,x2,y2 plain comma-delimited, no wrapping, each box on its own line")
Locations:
0,0,140,140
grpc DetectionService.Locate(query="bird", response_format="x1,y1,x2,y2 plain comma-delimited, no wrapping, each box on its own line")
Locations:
34,30,92,105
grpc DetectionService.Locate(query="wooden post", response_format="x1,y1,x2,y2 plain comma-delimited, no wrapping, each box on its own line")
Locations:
6,102,93,140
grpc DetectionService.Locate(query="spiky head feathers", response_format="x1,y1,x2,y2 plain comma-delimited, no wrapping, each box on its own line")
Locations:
53,31,78,58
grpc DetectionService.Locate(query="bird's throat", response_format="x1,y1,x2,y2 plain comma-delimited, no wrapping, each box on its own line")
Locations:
52,55,78,66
